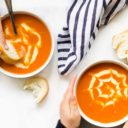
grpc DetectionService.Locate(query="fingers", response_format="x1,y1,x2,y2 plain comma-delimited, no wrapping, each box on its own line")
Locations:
63,91,72,106
123,122,128,128
64,76,77,103
66,75,77,94
70,96,78,112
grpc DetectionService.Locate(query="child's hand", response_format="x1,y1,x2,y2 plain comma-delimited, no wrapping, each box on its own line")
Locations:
123,122,128,128
60,76,81,128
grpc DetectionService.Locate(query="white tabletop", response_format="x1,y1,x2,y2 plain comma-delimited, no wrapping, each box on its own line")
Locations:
0,0,128,128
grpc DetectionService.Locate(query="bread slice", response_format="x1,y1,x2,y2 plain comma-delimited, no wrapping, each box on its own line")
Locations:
116,41,128,60
112,29,128,63
24,77,49,103
112,30,128,50
0,40,25,64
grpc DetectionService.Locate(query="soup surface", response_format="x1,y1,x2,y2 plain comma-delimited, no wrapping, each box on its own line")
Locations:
0,13,52,74
77,63,128,123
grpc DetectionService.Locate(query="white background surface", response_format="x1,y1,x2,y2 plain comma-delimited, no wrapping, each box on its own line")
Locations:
0,0,128,128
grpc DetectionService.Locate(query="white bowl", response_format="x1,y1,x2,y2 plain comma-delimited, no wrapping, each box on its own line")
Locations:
0,11,54,78
74,60,128,127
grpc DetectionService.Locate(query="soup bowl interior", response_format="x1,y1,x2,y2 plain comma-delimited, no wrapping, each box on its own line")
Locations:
74,60,128,127
0,11,54,78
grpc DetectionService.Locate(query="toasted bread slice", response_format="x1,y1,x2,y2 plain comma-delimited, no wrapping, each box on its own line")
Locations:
24,77,49,103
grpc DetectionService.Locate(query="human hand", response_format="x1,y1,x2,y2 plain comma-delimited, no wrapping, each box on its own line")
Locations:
123,122,128,128
60,76,81,128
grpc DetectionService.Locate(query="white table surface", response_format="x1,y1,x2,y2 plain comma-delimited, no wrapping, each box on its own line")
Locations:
0,0,128,128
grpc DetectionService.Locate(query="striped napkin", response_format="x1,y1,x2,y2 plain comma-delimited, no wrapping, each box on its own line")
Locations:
57,0,128,75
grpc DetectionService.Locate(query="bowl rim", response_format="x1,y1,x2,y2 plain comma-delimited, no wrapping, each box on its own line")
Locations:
0,11,54,78
74,59,128,127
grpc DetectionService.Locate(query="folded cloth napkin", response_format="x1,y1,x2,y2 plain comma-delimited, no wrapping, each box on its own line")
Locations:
57,0,128,75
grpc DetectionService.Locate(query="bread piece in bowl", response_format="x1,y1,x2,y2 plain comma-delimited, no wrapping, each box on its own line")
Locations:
0,40,25,64
0,20,25,64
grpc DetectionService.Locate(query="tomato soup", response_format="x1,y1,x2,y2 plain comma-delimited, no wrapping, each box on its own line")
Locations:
0,13,52,74
77,63,128,123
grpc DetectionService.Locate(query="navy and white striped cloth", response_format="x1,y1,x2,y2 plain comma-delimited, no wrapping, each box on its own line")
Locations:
57,0,128,75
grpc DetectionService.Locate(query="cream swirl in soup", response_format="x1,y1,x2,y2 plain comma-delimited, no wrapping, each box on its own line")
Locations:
77,63,128,123
5,23,41,69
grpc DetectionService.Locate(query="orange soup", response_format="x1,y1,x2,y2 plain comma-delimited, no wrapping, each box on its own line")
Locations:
0,13,52,74
77,63,128,123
